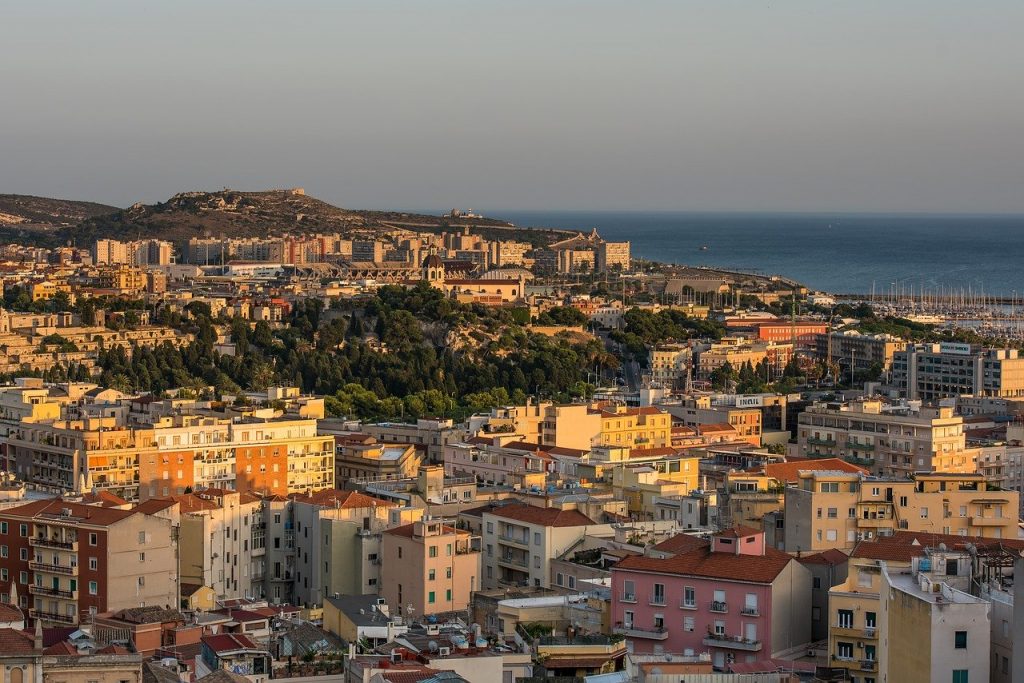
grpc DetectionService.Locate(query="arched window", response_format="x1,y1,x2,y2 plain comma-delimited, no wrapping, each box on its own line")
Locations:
12,666,24,683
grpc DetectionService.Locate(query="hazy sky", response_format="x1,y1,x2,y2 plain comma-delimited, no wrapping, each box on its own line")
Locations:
2,1,1023,213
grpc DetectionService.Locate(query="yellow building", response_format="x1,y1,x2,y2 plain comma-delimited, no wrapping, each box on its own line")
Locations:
595,405,671,449
98,266,147,293
29,280,72,302
611,456,701,519
784,470,1019,552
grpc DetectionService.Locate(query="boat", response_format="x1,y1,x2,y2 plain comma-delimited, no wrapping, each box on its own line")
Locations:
700,245,709,251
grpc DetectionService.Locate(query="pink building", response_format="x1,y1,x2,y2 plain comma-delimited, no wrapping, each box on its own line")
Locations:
611,527,811,670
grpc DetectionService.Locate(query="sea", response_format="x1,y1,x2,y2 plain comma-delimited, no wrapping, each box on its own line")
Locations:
495,211,1024,297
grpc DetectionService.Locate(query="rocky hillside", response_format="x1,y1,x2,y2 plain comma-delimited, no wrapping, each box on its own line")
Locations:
69,188,372,244
0,194,119,227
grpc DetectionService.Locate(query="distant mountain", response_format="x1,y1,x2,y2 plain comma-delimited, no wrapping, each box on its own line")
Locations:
69,188,370,245
1,188,520,247
0,193,119,227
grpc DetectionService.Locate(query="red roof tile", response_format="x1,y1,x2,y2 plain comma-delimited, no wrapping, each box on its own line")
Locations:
851,530,1024,563
290,489,395,509
761,458,867,482
202,633,261,653
616,542,793,584
487,504,596,527
799,548,850,566
0,628,33,654
651,534,710,555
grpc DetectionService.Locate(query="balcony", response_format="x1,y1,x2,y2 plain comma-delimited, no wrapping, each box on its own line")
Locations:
619,592,637,604
709,600,728,613
498,533,530,548
740,606,760,617
806,437,837,447
498,554,529,569
857,516,891,528
702,633,763,652
30,536,78,551
29,562,77,576
864,627,877,638
846,441,875,451
649,593,667,606
971,516,1005,527
29,584,76,599
679,599,697,610
613,624,669,640
860,660,877,671
30,609,76,625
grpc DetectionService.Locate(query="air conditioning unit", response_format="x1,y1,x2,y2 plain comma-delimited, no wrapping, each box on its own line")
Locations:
438,647,450,656
857,642,864,649
391,652,402,664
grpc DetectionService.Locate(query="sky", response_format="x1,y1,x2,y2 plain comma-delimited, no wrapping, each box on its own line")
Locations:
2,1,1023,213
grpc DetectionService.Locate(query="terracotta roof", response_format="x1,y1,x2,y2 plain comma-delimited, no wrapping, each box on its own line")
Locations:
487,504,596,527
0,602,24,622
629,447,679,458
43,640,79,655
799,548,850,566
651,534,710,555
168,494,220,512
545,446,589,458
96,643,133,654
0,498,135,527
133,499,178,514
851,530,1024,563
715,525,762,539
290,489,396,509
616,541,793,584
81,490,130,507
0,627,34,653
763,457,868,482
202,633,262,653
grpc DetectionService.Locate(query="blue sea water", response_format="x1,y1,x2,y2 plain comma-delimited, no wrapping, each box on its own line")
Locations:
496,211,1024,296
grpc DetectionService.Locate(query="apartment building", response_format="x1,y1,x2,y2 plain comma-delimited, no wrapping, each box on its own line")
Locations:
172,489,263,602
750,320,827,349
361,418,462,464
696,338,794,380
813,331,907,375
879,554,990,683
380,519,481,616
290,489,395,607
665,400,763,447
334,435,422,486
894,342,1024,401
443,438,549,489
783,470,1018,552
796,400,977,477
647,344,693,388
595,406,672,449
0,499,177,626
539,404,602,450
611,456,701,520
480,505,607,589
611,528,811,667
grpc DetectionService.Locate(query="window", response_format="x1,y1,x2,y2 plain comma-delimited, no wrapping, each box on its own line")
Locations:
568,576,575,589
428,569,436,581
19,572,27,584
683,616,694,631
683,586,695,608
837,609,853,628
865,611,876,628
622,580,636,602
533,532,541,545
486,522,493,533
446,589,452,601
947,559,959,576
920,507,929,519
428,591,436,604
89,558,98,570
952,671,968,683
139,553,145,562
429,545,437,558
827,507,838,518
651,583,665,605
0,546,6,558
446,567,452,579
954,631,967,648
837,642,854,660
398,547,403,559
0,522,6,534
89,581,98,595
812,577,821,589
556,573,564,586
821,482,839,493
19,524,27,537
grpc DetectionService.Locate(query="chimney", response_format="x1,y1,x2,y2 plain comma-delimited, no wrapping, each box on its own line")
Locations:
34,618,43,651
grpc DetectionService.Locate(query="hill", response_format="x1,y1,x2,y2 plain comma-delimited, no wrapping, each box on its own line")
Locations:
0,193,119,227
68,188,370,245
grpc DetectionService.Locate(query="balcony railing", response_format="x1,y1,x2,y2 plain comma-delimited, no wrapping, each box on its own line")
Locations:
613,624,669,640
29,584,76,599
709,600,728,613
679,599,697,609
498,533,529,546
29,562,77,575
649,593,667,606
806,437,836,447
861,660,876,671
620,592,637,603
30,536,78,551
498,555,528,569
846,441,875,451
740,606,759,616
30,609,76,624
702,633,762,652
